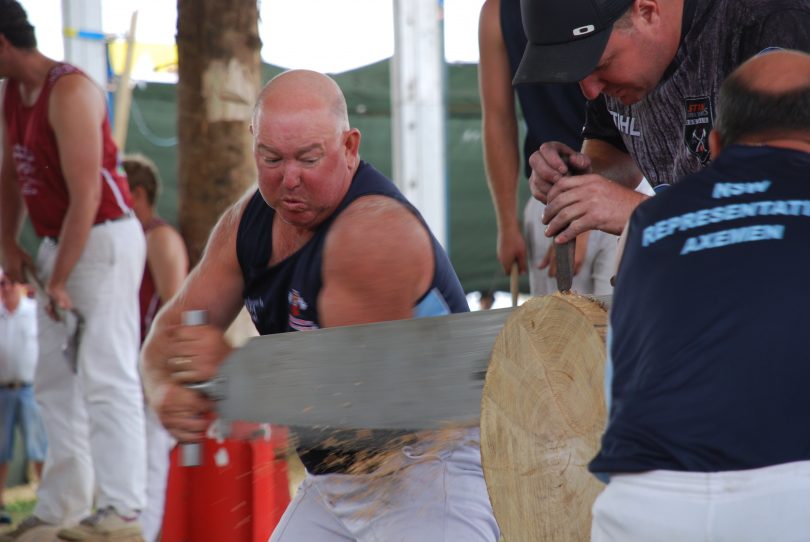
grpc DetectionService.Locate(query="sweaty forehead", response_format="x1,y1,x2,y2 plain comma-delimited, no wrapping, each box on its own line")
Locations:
255,105,339,137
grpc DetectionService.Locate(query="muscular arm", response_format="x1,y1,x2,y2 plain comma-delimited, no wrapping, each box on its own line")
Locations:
478,0,528,275
0,82,33,281
319,196,433,328
146,224,189,304
140,193,248,440
46,74,104,308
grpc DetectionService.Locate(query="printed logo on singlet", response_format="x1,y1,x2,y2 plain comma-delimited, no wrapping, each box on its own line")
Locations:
683,97,713,164
639,179,809,256
12,144,39,196
608,110,641,137
288,289,318,331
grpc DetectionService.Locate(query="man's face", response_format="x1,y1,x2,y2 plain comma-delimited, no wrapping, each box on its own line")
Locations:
578,20,674,104
252,107,357,230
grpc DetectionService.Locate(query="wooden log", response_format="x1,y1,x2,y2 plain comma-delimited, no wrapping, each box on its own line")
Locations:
480,294,608,542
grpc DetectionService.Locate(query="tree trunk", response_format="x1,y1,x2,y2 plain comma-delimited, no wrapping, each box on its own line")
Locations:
176,0,261,266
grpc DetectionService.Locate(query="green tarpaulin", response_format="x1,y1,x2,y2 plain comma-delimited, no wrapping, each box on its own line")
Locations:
22,60,532,294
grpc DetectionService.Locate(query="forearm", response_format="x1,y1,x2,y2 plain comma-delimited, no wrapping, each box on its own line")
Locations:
582,138,643,189
483,120,522,231
141,302,183,400
0,170,24,248
48,200,98,287
0,196,24,250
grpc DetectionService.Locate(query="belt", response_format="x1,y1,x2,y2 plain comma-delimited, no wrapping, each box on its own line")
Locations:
0,381,31,390
44,210,134,244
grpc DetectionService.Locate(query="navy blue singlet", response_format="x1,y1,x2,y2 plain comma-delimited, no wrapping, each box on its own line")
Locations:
236,161,468,473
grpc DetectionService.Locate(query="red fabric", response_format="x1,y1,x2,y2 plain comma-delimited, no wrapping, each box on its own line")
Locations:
162,426,291,542
139,218,168,343
2,63,133,238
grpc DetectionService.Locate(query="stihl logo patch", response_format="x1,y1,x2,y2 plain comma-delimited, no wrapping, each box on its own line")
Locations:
683,96,713,164
608,110,641,136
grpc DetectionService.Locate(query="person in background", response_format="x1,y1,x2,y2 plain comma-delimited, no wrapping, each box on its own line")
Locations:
589,49,810,541
0,268,45,526
123,154,188,345
123,154,188,542
0,1,147,540
478,0,615,296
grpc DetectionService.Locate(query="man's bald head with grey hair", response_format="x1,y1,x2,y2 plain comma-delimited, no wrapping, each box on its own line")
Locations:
252,70,350,135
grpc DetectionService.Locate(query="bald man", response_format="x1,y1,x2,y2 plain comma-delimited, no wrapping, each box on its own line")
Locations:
140,70,500,541
588,49,810,541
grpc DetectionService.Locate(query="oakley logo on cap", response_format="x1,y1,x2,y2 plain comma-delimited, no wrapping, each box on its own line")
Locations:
573,24,596,37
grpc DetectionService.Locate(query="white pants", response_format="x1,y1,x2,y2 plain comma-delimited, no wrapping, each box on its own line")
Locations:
33,217,147,525
591,461,810,542
524,198,617,296
270,428,500,542
141,406,175,542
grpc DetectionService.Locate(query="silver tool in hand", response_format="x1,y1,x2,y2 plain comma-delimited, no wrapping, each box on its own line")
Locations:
24,267,85,372
180,309,207,467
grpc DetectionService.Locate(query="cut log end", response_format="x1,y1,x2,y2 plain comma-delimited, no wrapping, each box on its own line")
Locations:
481,295,608,542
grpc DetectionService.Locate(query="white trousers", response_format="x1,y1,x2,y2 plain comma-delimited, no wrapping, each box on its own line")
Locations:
591,461,810,542
33,217,147,525
270,428,500,542
141,406,175,542
524,197,617,296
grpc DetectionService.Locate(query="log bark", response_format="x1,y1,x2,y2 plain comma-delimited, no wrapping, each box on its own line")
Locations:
480,294,608,542
176,0,261,265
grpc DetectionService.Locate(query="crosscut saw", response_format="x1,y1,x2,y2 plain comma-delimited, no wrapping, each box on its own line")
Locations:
190,308,513,442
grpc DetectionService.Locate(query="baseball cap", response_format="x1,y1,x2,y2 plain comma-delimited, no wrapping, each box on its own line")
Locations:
513,0,633,85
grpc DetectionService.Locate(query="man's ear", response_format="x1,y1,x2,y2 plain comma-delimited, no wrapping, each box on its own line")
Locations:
709,130,723,160
634,0,662,27
343,128,361,167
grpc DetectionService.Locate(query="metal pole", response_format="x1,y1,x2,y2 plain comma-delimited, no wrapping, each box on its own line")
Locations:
391,0,448,248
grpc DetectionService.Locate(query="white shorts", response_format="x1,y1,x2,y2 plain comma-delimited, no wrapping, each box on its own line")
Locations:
591,461,810,542
269,428,499,542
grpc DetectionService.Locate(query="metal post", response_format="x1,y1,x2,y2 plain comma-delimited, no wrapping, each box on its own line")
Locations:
391,0,448,248
61,0,107,88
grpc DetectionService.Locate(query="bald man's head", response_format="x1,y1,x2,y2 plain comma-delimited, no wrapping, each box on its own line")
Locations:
253,70,350,134
714,50,810,148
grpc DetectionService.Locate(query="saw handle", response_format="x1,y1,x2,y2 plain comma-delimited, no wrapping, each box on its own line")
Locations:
180,310,208,467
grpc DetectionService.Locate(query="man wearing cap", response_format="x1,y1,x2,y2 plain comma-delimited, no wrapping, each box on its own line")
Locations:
587,48,810,541
515,0,810,245
478,0,617,296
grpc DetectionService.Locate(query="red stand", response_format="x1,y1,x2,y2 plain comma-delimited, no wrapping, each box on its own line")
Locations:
161,427,291,542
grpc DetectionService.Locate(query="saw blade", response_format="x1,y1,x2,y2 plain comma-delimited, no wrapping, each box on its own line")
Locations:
209,307,513,432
